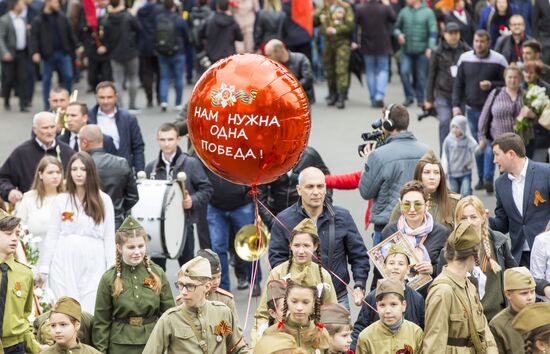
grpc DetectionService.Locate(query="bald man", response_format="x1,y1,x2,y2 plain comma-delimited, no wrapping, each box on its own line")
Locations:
268,167,370,310
80,125,138,228
0,112,75,203
265,39,315,103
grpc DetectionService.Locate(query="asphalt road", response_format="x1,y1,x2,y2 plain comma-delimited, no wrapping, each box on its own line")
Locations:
0,67,497,338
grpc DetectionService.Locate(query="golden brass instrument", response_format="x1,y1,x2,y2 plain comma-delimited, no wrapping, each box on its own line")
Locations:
56,90,79,133
234,220,270,262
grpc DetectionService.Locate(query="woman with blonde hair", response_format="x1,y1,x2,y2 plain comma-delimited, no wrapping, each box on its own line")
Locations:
438,195,517,321
16,156,64,250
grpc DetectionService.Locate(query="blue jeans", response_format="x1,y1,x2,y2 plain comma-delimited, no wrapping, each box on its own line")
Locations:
399,52,428,103
449,173,472,196
207,202,261,291
482,140,495,182
338,291,350,311
372,230,382,246
435,97,453,151
364,54,389,103
466,107,484,181
42,51,73,109
158,54,185,106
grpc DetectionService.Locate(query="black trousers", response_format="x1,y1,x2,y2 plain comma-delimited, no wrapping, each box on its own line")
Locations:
2,50,29,108
4,343,25,354
139,55,160,104
287,42,312,64
87,57,112,90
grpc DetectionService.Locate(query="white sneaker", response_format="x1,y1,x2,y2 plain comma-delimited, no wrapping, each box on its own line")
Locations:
175,105,183,111
161,102,168,112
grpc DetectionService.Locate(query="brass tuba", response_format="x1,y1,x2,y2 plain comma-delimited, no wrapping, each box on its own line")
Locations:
234,220,270,262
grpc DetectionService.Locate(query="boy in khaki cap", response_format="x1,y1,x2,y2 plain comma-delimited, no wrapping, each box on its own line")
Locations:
489,267,537,354
321,303,353,353
143,256,249,353
356,278,423,354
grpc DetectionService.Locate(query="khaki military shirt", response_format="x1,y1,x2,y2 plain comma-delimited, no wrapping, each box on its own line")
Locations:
34,311,94,346
424,267,498,354
207,288,240,326
92,262,174,352
252,260,337,346
142,301,249,354
42,342,101,354
0,255,41,353
313,0,354,41
263,319,330,354
356,320,424,354
489,307,524,354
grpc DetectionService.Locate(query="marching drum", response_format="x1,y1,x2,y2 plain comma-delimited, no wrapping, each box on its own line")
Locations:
132,179,186,259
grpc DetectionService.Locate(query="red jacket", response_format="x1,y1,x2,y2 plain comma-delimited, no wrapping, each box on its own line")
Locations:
325,170,372,228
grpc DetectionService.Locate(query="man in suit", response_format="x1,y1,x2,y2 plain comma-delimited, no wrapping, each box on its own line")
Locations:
533,0,550,64
79,124,139,228
0,0,30,111
59,101,117,155
490,132,550,266
87,81,146,172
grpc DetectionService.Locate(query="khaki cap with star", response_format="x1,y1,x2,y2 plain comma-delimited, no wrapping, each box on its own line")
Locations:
196,249,221,274
419,150,441,164
0,208,9,221
320,303,352,325
447,221,481,251
253,332,298,354
266,279,287,302
504,267,536,291
180,256,212,279
376,278,404,298
292,218,318,240
512,303,550,334
50,297,82,322
117,215,143,231
385,243,411,264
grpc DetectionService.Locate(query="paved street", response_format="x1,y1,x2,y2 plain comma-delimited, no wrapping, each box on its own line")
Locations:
0,68,496,337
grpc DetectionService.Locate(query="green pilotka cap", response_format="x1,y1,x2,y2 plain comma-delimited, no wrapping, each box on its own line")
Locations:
0,208,9,221
196,249,221,274
118,215,143,232
447,221,481,251
293,218,319,240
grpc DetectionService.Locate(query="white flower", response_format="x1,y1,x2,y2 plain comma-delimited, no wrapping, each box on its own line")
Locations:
214,83,237,108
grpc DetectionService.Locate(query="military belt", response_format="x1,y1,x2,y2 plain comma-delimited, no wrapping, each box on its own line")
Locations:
447,337,472,347
113,315,158,326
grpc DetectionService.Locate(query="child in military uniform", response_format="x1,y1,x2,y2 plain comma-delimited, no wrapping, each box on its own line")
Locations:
92,216,175,354
423,221,498,354
253,332,306,354
42,297,100,354
0,210,43,354
490,267,537,354
34,309,94,346
356,278,424,354
263,280,330,354
255,219,337,336
512,302,550,354
252,279,286,345
321,303,353,354
143,256,248,353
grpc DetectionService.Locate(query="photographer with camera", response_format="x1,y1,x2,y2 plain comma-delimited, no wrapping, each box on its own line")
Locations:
359,104,428,246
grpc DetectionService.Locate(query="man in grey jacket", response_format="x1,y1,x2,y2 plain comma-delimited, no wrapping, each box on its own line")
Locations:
359,104,428,245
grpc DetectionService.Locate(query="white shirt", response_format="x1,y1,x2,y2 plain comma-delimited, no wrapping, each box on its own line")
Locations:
531,231,550,289
453,10,468,24
35,137,56,151
162,152,176,180
70,132,79,150
96,108,120,149
507,158,529,250
9,11,26,50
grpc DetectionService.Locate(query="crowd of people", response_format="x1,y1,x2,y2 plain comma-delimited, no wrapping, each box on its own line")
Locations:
1,0,550,353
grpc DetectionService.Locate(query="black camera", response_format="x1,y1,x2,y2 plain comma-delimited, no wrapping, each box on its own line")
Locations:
358,120,386,156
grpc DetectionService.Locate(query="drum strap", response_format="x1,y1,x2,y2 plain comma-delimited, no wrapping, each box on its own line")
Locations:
172,153,188,180
180,310,208,353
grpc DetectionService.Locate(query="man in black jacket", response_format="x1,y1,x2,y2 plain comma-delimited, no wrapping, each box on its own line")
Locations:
0,112,74,203
533,0,550,64
200,0,242,63
425,22,469,150
29,0,76,110
265,39,315,103
269,167,369,309
494,15,531,64
80,124,138,229
145,122,213,268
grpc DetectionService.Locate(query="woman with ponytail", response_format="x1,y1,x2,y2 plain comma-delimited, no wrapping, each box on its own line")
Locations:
437,195,517,321
253,218,337,345
92,215,174,354
263,280,331,353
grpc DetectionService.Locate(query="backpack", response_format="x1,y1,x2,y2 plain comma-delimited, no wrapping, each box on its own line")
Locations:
155,13,179,56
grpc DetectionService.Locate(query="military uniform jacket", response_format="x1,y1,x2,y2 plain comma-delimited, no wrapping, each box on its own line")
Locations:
488,307,524,354
423,267,498,354
313,0,354,42
0,255,41,353
42,342,101,354
253,259,337,344
355,320,424,354
92,262,175,352
142,301,249,354
263,319,330,354
207,288,240,326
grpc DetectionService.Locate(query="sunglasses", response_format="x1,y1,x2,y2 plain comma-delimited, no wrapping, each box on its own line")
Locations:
401,201,425,212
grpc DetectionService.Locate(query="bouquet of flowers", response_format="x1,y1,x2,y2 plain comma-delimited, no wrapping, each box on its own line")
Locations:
515,84,550,145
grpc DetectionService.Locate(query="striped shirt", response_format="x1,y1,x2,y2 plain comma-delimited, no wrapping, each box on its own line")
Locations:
478,87,523,141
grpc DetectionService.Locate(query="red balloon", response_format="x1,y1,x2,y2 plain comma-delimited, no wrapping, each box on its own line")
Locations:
188,54,311,186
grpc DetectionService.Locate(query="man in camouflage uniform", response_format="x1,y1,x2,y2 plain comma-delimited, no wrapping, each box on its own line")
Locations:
314,0,354,109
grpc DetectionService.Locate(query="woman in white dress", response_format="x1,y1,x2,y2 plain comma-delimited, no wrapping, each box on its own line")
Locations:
16,156,64,253
38,152,115,313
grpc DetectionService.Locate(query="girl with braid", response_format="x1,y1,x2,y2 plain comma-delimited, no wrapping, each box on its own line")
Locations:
252,218,337,345
437,195,518,321
512,303,550,354
263,280,331,353
92,215,174,354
